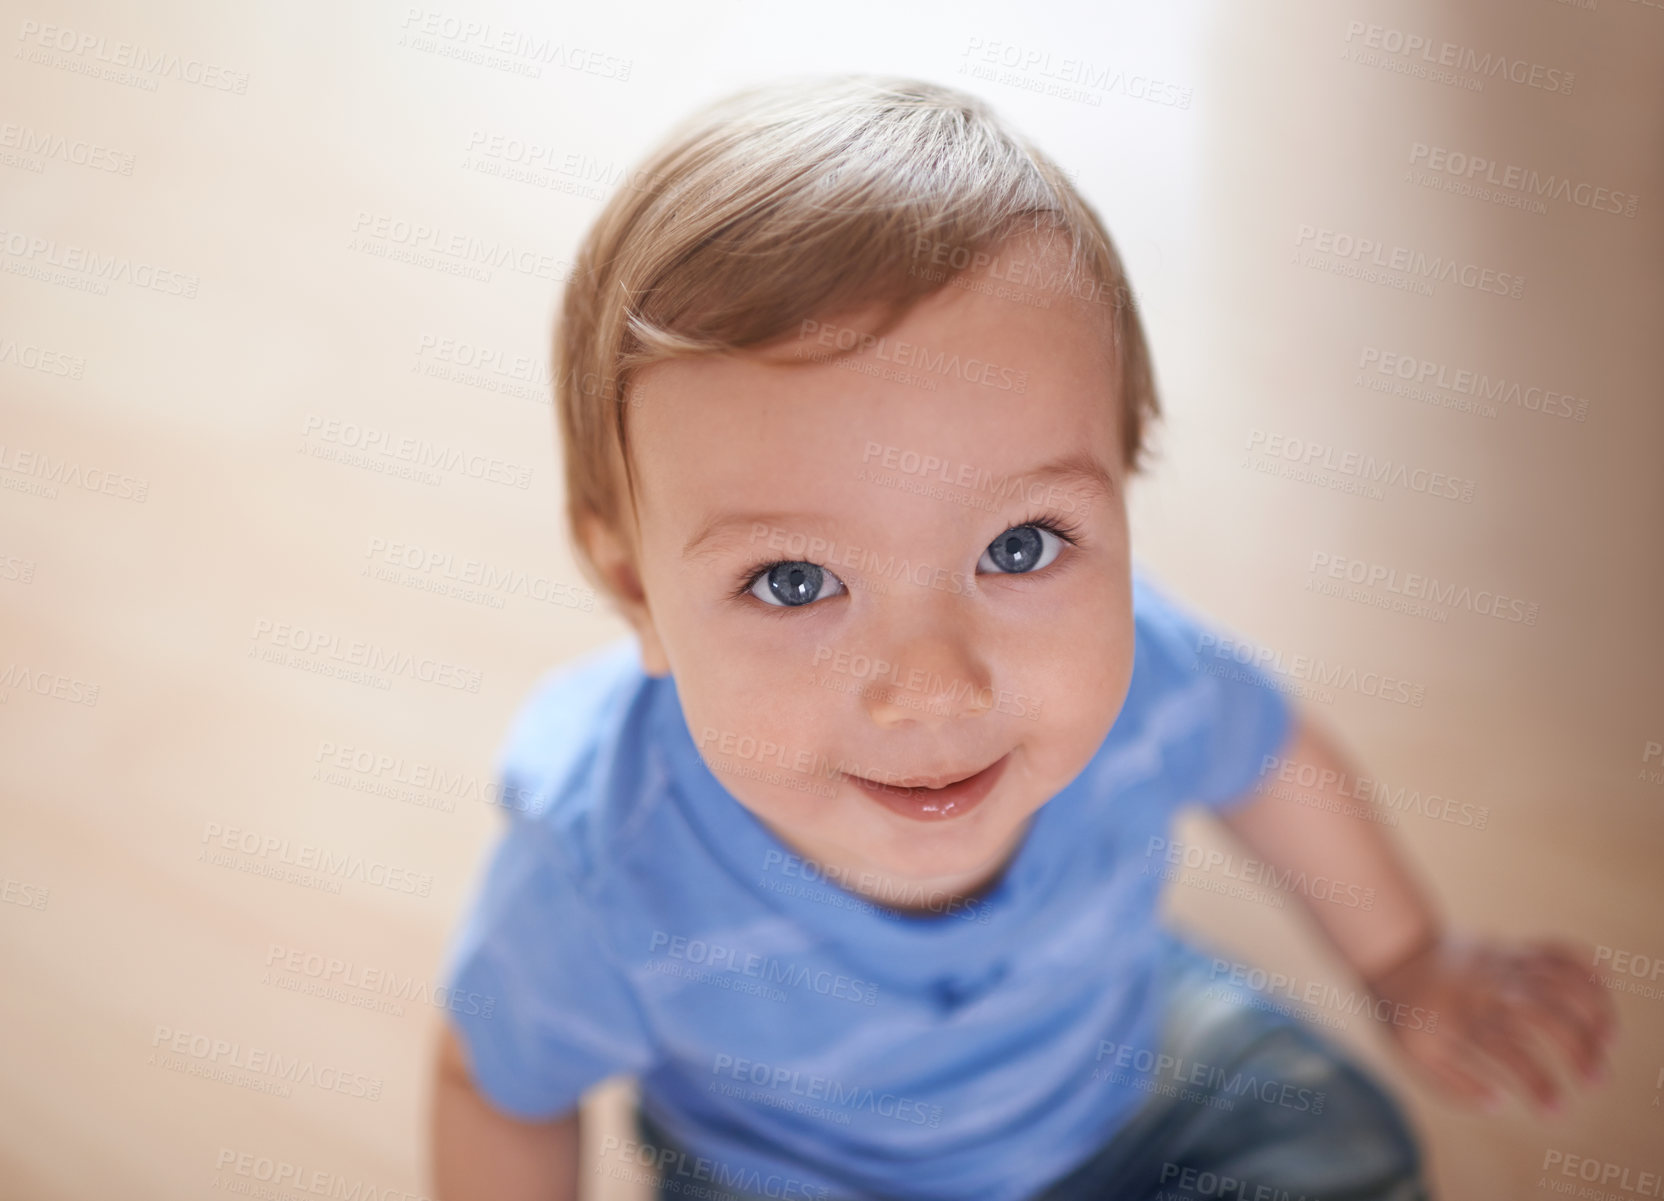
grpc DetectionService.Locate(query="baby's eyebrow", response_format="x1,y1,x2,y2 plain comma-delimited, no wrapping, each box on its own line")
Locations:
1012,450,1118,506
680,451,1116,563
682,511,842,564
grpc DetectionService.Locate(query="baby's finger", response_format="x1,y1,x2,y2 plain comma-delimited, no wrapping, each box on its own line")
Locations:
1521,938,1592,966
1471,1013,1561,1112
1547,973,1617,1066
1525,941,1612,999
1510,993,1603,1084
1522,954,1618,1049
1405,1037,1501,1110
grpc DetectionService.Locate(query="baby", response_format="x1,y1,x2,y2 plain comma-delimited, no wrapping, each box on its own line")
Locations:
429,75,1613,1201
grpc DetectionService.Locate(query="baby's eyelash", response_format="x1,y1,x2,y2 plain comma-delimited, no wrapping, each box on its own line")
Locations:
1010,511,1085,547
727,558,785,602
727,511,1085,601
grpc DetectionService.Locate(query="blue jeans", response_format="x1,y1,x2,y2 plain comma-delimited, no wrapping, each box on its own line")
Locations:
633,937,1430,1201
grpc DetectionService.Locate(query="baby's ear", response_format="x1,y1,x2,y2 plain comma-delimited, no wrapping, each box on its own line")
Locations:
580,514,672,677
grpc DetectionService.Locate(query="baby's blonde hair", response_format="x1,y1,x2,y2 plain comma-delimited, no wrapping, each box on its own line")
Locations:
554,73,1159,605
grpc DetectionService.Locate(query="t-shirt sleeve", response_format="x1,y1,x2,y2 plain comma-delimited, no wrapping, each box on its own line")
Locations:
1136,576,1298,812
441,814,657,1120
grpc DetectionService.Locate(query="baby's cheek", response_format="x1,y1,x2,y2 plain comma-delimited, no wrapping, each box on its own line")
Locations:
700,688,826,777
1023,622,1133,754
1031,622,1130,711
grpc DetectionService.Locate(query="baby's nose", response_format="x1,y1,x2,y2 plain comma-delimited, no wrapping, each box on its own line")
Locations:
853,630,996,730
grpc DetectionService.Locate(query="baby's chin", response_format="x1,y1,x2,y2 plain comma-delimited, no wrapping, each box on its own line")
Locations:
851,804,1035,893
872,833,1020,886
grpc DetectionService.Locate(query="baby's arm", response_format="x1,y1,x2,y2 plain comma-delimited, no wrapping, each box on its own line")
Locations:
1215,709,1616,1113
430,1021,580,1201
1218,712,1440,983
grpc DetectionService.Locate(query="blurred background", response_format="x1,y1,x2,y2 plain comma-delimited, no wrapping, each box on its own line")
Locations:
1,0,1660,1197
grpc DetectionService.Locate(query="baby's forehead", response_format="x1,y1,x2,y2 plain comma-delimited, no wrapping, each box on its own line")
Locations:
636,295,1117,441
640,299,1114,417
630,332,1120,542
623,230,1123,516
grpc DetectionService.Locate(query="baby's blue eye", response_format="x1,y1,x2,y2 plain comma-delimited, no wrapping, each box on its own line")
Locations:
978,524,1065,574
743,522,1072,608
749,562,848,608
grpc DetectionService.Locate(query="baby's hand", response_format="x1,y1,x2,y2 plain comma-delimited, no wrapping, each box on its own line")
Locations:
1365,933,1617,1115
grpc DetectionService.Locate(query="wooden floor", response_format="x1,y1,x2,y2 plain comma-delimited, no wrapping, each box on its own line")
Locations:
2,2,1660,1198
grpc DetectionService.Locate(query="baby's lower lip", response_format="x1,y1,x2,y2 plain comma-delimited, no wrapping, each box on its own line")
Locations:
845,753,1010,822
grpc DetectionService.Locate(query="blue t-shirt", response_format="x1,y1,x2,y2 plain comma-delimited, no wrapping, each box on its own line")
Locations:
441,572,1294,1201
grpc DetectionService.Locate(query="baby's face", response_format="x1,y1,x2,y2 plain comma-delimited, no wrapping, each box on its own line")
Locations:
623,239,1136,896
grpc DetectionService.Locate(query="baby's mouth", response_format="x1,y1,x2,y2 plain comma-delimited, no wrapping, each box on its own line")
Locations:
843,753,1012,820
858,766,984,794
